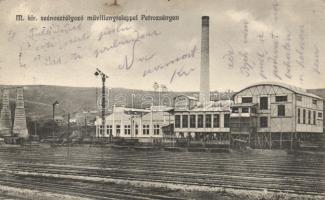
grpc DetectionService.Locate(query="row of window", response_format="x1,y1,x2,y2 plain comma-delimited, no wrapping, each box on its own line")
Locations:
260,110,323,128
242,96,269,110
243,95,319,110
232,107,254,113
242,101,286,117
243,95,287,104
296,95,318,105
175,114,230,128
297,108,322,125
99,124,160,135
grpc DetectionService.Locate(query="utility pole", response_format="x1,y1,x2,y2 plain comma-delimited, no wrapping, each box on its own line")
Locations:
52,101,59,143
94,68,109,141
67,113,70,136
84,114,88,137
34,121,37,137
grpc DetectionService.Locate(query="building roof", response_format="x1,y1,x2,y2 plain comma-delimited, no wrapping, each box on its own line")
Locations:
173,95,198,101
235,82,323,99
185,100,233,112
231,103,257,107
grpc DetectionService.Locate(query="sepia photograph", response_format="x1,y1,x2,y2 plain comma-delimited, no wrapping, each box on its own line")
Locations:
0,0,324,199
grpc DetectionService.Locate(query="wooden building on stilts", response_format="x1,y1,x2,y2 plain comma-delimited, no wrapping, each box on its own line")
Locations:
230,82,324,149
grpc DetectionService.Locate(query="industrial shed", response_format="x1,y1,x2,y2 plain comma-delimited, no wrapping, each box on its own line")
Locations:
230,82,324,149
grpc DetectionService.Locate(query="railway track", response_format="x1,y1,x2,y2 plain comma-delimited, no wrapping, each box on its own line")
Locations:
0,176,183,200
2,163,324,196
0,147,324,198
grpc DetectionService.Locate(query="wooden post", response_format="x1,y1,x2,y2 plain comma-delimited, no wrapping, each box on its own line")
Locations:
248,133,251,148
280,132,282,149
290,132,293,150
269,132,272,149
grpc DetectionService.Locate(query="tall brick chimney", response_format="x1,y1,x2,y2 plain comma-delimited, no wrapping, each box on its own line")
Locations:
200,16,210,105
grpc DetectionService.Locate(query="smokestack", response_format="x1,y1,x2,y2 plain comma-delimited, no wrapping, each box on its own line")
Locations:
0,89,12,136
200,16,210,105
13,87,29,138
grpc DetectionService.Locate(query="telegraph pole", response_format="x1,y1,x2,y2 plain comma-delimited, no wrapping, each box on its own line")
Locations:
52,101,59,143
67,113,70,136
94,68,109,141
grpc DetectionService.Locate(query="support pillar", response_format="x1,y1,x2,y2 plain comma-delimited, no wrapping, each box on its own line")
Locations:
290,132,293,150
280,132,282,149
269,132,272,149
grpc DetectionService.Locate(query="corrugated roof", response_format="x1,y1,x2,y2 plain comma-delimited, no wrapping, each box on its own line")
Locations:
236,82,323,99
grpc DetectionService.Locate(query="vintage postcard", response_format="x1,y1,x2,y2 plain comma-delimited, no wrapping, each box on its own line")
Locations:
0,0,324,199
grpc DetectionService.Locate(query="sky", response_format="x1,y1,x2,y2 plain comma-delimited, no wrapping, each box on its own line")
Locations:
0,0,324,92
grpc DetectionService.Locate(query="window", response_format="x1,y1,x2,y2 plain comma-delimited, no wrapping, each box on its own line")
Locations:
312,99,317,105
298,108,301,124
190,115,196,128
107,125,112,135
242,97,253,103
276,96,287,102
124,125,131,135
224,114,230,128
251,107,256,113
205,114,212,128
260,117,268,128
153,124,160,135
318,112,323,118
260,97,268,110
213,114,220,128
232,107,239,113
143,125,150,135
182,115,188,128
242,107,249,113
116,125,121,136
296,95,302,101
179,132,184,138
313,111,316,125
175,115,181,128
278,105,285,116
198,115,204,128
308,110,311,124
135,124,139,135
303,109,306,124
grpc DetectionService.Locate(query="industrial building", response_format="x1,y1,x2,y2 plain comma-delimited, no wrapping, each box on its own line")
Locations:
95,106,174,143
171,16,233,146
230,82,324,149
171,16,324,149
173,95,232,143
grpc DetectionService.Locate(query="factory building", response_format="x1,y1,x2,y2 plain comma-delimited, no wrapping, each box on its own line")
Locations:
173,95,232,143
171,16,233,146
230,82,324,149
95,106,174,143
171,16,324,149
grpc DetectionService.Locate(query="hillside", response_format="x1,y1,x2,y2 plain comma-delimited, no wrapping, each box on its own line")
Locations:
307,89,325,100
0,85,323,120
0,85,198,119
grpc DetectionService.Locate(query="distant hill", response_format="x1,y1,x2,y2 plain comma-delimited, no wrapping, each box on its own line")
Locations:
0,85,323,120
0,85,199,119
307,89,325,100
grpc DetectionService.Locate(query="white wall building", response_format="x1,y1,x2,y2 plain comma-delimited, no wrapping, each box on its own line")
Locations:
95,106,174,142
